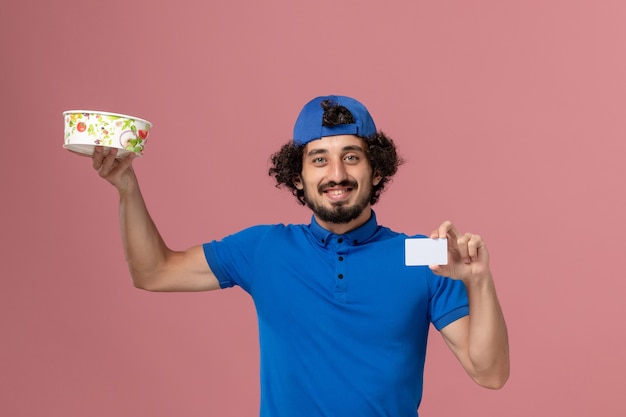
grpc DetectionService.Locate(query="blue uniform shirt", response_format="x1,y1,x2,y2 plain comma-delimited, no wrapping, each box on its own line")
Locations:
203,211,469,417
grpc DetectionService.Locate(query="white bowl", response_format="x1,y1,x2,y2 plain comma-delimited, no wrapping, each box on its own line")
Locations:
63,110,152,157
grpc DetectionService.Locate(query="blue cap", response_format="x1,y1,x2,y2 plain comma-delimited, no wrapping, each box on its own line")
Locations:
293,95,377,146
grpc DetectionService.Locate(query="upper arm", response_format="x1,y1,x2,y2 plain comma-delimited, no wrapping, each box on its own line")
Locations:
440,314,510,389
438,273,510,389
439,316,473,374
136,245,221,292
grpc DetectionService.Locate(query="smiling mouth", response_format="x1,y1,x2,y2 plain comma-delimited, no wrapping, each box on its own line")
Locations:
317,181,358,203
322,185,356,204
325,188,352,196
319,180,357,194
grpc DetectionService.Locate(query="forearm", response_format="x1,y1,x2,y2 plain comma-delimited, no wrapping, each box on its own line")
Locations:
463,273,510,388
118,178,171,289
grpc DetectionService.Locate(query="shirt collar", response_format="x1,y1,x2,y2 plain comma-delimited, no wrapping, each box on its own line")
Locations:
308,210,379,247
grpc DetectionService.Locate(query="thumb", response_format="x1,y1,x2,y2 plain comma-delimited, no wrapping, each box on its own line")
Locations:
429,264,446,276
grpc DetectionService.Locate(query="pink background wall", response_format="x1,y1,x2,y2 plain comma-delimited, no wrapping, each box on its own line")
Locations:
2,1,625,416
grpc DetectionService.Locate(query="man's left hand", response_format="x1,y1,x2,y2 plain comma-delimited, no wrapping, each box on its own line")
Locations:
429,221,490,281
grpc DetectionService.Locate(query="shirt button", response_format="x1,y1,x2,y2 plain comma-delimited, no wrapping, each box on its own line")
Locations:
338,274,344,279
338,238,343,243
338,256,344,261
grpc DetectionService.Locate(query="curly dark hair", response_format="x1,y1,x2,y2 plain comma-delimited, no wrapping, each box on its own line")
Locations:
269,100,403,205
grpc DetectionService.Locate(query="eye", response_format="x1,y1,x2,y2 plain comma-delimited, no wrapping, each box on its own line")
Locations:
312,157,326,165
344,154,360,163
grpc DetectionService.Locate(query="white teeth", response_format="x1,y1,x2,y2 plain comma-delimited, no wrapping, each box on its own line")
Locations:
329,190,345,195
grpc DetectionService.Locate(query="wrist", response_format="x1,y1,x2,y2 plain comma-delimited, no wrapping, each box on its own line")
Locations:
462,270,493,289
115,170,139,197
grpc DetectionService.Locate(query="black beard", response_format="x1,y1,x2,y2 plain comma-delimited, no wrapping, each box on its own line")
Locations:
304,181,372,224
306,199,367,224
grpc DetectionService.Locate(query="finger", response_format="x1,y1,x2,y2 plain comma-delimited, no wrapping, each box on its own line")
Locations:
98,148,119,177
115,152,136,172
467,234,482,261
429,264,446,276
429,229,438,238
92,146,105,170
436,221,451,239
457,233,472,264
438,220,461,239
467,235,480,260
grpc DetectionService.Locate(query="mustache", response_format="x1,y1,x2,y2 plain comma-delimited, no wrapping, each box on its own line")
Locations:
318,180,358,193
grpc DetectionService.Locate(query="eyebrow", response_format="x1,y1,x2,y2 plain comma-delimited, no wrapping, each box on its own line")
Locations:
306,145,365,157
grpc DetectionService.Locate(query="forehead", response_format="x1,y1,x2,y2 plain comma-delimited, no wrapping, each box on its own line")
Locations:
304,134,367,154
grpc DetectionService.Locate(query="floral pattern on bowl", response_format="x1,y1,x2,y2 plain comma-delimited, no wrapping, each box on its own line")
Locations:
63,111,152,157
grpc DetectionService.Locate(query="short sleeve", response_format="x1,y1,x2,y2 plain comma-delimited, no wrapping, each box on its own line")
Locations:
428,273,469,330
202,225,272,293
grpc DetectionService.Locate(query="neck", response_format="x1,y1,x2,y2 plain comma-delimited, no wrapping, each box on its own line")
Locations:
315,207,372,235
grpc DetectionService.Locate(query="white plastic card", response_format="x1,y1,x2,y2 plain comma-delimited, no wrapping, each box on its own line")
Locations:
404,238,448,266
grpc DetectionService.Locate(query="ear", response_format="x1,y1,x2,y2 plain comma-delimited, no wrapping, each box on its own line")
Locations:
372,172,382,186
293,175,304,190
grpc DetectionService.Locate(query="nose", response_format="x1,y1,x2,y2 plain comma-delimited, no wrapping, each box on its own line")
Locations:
327,159,349,183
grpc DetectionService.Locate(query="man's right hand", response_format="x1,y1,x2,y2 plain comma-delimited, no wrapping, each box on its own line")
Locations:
92,146,137,193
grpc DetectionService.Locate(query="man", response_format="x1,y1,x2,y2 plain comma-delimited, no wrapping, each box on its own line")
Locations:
93,95,509,416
